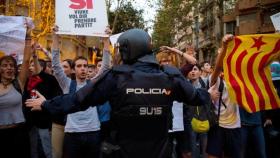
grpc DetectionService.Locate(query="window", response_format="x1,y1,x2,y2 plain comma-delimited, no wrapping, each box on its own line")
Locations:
226,22,236,35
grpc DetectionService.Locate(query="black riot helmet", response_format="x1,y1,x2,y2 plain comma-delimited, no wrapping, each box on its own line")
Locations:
117,29,153,64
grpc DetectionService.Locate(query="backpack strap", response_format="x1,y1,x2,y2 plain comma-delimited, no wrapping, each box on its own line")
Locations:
199,77,207,89
218,78,227,108
69,80,77,94
12,79,22,94
69,79,91,94
217,77,226,123
218,77,224,93
206,78,210,90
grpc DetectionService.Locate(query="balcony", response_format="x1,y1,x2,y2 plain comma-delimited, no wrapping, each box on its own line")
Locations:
261,0,280,6
238,0,258,11
260,23,276,33
223,9,236,23
238,20,258,35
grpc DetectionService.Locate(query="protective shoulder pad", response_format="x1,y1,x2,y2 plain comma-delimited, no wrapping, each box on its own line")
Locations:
112,65,134,73
161,65,182,76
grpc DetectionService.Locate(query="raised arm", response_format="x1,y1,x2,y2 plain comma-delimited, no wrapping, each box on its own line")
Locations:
210,34,234,87
51,26,71,92
17,22,33,91
36,44,52,61
32,42,43,74
93,26,112,78
160,46,197,64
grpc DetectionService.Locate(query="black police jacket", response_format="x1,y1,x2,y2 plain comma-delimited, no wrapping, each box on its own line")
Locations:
42,61,210,158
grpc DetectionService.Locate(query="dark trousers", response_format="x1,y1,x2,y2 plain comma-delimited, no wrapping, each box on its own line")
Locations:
63,131,101,158
241,125,266,158
207,126,242,158
0,124,30,158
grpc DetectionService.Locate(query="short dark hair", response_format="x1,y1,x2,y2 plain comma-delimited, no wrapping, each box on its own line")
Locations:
200,61,210,67
63,59,73,69
72,56,88,68
180,63,201,76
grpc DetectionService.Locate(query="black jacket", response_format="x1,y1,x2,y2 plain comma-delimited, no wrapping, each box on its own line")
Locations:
23,71,63,129
42,61,210,158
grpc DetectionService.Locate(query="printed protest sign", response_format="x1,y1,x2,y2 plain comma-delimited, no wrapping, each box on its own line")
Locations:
0,15,26,62
56,0,109,37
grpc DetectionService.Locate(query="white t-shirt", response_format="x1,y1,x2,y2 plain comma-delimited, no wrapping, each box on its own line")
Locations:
212,77,241,129
65,82,100,133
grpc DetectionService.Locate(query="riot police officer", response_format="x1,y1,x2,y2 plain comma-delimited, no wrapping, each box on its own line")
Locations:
26,29,211,158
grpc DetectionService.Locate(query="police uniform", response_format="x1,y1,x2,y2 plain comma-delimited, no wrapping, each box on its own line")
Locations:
41,29,210,158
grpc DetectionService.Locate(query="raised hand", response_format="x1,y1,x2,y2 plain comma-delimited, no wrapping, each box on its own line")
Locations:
102,26,112,51
52,25,59,33
222,34,234,47
51,25,60,50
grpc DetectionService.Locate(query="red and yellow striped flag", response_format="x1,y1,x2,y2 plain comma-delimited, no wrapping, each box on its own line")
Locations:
223,34,280,113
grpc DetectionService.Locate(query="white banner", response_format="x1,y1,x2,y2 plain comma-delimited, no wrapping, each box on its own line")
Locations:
271,12,280,32
0,15,26,62
56,0,109,37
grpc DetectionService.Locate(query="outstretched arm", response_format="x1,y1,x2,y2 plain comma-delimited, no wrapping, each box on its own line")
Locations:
160,46,197,64
25,69,113,115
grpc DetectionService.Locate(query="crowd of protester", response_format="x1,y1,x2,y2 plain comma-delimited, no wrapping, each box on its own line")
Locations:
0,19,280,158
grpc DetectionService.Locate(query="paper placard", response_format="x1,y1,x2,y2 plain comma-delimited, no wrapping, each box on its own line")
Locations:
0,15,26,62
56,0,109,37
271,12,280,32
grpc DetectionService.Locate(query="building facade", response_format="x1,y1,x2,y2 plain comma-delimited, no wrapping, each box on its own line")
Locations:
173,0,279,65
236,0,280,35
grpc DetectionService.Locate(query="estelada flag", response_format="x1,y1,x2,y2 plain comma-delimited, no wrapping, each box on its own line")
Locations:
223,34,280,113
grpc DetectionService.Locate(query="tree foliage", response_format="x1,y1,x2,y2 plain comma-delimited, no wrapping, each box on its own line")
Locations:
106,0,146,34
152,0,198,48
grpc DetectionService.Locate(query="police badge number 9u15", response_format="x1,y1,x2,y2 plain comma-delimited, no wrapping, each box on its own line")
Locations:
30,89,38,99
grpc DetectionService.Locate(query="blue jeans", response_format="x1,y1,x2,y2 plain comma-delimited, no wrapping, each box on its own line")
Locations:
191,132,207,158
63,131,101,158
241,125,266,158
29,127,52,158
